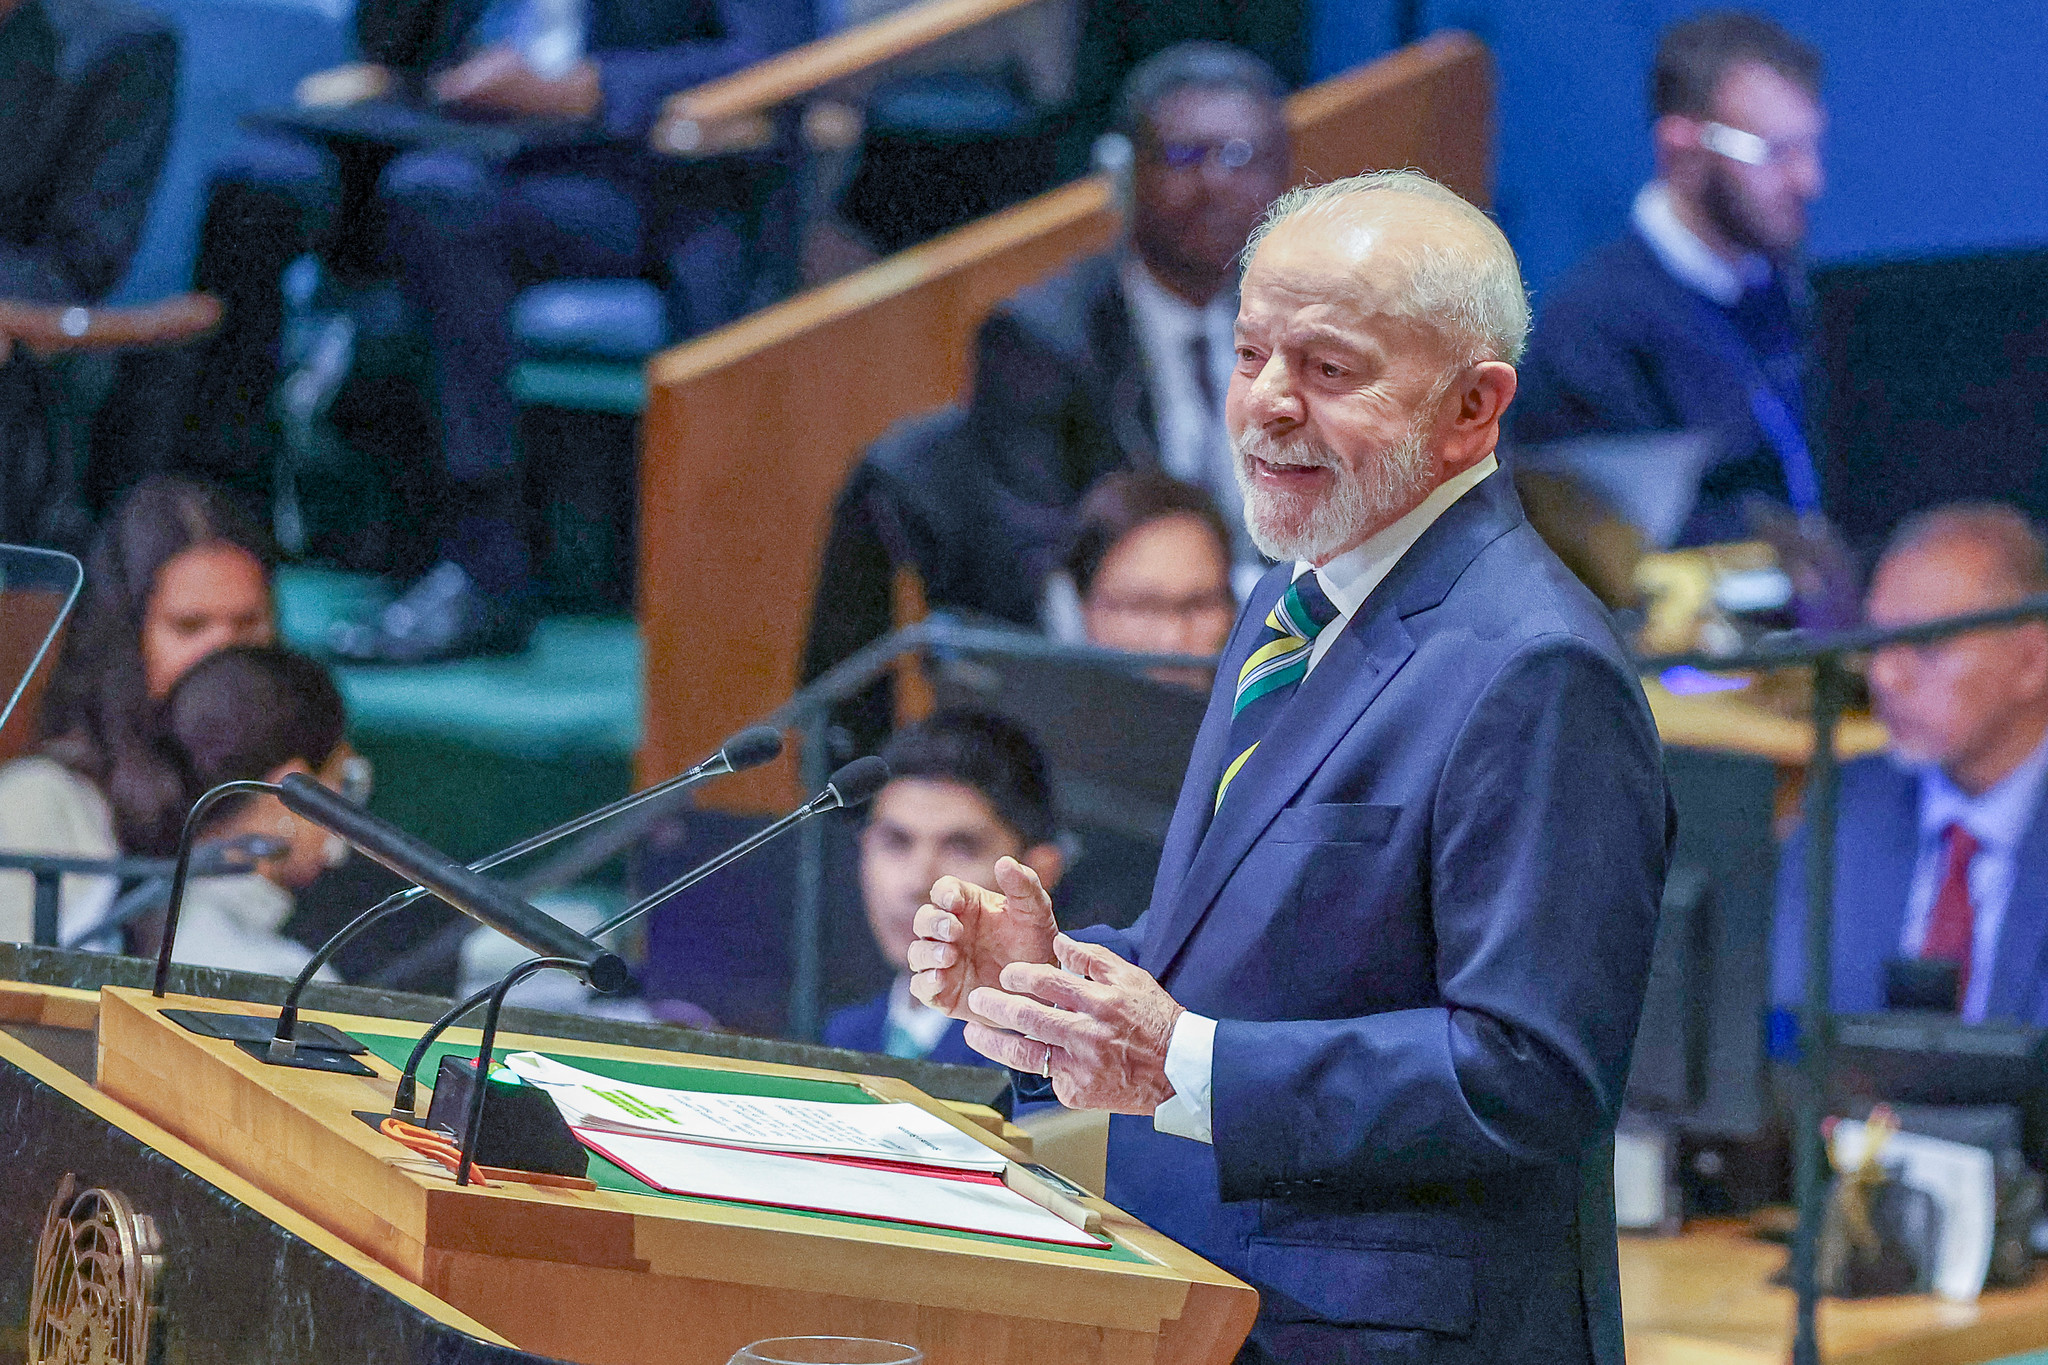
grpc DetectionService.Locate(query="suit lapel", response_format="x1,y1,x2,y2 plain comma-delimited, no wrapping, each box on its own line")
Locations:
1830,767,1919,1013
1143,471,1527,979
1986,787,2048,1022
1141,567,1289,934
1098,271,1159,469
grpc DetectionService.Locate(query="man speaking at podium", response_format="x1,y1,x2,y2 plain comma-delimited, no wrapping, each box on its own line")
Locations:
909,172,1671,1364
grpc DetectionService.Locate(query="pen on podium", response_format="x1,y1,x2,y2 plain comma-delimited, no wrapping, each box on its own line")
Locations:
1002,1162,1104,1237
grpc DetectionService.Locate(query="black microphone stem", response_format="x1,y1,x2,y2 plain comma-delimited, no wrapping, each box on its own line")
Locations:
456,956,579,1188
391,980,499,1118
271,753,737,1046
588,798,826,940
151,780,281,997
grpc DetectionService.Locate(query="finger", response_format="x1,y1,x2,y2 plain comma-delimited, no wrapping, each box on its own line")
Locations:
909,970,947,1007
992,857,1052,915
904,938,956,971
912,903,962,943
1000,959,1114,1015
929,876,997,916
962,1021,1059,1074
1052,933,1131,983
967,986,1091,1047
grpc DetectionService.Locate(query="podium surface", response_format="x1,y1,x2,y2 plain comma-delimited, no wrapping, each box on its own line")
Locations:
95,986,1256,1365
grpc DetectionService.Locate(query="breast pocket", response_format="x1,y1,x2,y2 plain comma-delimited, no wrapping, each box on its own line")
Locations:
1266,802,1401,846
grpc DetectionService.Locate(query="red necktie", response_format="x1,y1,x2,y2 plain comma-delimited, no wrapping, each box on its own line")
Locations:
1921,822,1981,998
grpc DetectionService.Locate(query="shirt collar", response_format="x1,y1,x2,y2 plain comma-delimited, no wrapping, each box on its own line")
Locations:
1917,725,2048,854
887,973,954,1051
1293,454,1499,619
1631,181,1771,308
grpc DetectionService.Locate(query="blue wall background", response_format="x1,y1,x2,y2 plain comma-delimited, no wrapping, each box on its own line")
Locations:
1310,2,2048,300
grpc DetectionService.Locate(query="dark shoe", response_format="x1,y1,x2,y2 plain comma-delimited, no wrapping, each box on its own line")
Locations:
327,562,535,664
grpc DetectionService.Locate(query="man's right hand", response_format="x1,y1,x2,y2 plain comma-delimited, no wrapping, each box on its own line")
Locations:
907,857,1057,1027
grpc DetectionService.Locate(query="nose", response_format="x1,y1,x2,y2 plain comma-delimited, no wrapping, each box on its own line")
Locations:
1239,353,1303,432
1786,144,1824,201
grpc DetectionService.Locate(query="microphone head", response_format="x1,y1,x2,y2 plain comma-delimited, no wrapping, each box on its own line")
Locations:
720,726,784,773
823,756,891,810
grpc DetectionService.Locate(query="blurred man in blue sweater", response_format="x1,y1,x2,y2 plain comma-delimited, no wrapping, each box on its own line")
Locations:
1512,11,1825,546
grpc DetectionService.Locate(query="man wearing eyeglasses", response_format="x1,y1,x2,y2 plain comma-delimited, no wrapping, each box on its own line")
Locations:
1511,11,1826,547
966,42,1291,593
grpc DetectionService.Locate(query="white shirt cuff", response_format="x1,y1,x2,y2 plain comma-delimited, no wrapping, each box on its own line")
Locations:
1151,1010,1217,1144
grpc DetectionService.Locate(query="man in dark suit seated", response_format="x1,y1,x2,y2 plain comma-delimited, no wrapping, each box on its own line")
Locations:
0,0,174,548
968,41,1290,593
1775,504,2048,1024
823,709,1065,1064
187,0,792,661
1509,11,1826,547
910,171,1670,1363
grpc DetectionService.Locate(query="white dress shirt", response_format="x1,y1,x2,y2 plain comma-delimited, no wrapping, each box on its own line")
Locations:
1151,455,1500,1143
1118,258,1252,566
1897,729,2048,1022
1630,180,1772,308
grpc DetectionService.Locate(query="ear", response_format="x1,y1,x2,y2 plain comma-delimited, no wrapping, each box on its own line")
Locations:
1652,113,1702,177
1020,841,1066,894
2016,622,2048,702
1438,360,1518,474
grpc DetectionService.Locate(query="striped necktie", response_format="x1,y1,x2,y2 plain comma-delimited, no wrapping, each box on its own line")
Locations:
1215,572,1343,810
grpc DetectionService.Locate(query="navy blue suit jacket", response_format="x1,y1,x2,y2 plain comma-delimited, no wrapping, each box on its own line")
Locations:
1071,471,1671,1364
1773,754,2048,1023
822,987,993,1069
1510,230,1806,546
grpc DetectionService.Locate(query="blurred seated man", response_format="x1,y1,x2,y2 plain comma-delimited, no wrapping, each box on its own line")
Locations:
1775,504,2048,1024
0,0,174,547
188,0,795,662
968,42,1289,591
1510,11,1825,546
1044,470,1235,685
825,710,1063,1063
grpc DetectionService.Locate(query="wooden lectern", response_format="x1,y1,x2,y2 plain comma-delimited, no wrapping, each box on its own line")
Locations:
94,986,1256,1365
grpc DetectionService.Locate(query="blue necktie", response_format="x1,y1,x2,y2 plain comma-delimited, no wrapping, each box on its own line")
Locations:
1215,572,1342,810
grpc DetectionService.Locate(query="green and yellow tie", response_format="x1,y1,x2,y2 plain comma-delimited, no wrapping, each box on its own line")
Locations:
1215,572,1344,810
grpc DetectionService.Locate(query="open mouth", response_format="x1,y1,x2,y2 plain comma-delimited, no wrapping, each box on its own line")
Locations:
1248,454,1336,495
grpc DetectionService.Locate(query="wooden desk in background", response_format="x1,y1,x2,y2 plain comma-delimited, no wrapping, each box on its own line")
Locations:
1624,1221,2048,1364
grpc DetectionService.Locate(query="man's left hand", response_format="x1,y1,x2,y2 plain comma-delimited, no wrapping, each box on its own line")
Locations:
433,47,601,119
963,934,1184,1114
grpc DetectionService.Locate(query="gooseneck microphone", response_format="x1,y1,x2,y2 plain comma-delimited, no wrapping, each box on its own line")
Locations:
262,726,782,1052
589,755,889,939
386,756,891,1121
272,772,630,996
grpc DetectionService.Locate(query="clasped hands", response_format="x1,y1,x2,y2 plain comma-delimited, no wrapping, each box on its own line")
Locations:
907,857,1183,1114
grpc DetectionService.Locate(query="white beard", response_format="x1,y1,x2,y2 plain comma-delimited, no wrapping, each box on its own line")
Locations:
1232,420,1435,563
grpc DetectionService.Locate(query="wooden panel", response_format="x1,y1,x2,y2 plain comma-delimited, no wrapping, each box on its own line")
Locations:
638,33,1495,810
654,0,1046,130
96,987,1257,1365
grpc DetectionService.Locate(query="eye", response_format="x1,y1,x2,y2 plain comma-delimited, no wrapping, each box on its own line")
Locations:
1320,361,1346,379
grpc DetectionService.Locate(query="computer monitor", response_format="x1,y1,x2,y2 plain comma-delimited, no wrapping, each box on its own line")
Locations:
1624,747,1781,1140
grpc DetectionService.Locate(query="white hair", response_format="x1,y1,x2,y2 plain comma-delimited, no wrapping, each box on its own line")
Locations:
1241,169,1531,366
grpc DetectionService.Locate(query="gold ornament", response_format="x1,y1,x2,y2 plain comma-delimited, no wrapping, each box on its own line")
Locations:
27,1174,162,1365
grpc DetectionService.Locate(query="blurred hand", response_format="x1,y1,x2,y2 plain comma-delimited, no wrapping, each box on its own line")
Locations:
433,46,600,119
963,934,1184,1114
907,857,1057,1027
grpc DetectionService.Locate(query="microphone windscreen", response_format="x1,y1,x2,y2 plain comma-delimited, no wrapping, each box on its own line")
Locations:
825,756,891,808
720,725,784,772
